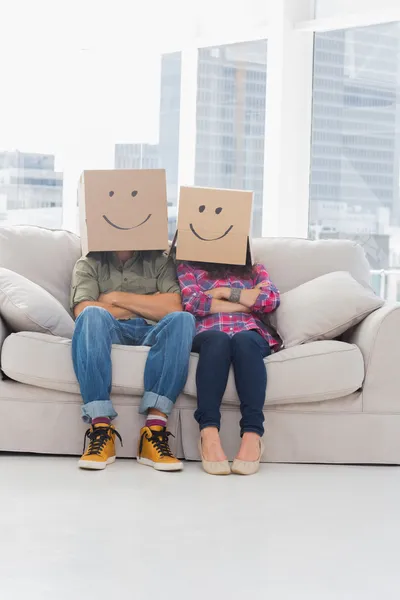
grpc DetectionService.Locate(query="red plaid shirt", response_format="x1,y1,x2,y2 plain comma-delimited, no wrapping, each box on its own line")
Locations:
177,262,280,349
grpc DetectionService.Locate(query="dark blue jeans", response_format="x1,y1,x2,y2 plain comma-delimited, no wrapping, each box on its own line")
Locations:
192,330,271,437
72,306,196,423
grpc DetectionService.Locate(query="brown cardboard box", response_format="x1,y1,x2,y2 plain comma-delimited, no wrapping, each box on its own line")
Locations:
78,169,169,255
176,186,253,265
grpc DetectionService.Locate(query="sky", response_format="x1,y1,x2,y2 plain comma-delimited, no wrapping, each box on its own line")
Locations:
0,1,178,157
0,44,164,228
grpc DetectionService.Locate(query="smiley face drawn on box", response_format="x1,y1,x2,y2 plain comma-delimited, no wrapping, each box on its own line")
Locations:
176,186,253,265
78,169,168,255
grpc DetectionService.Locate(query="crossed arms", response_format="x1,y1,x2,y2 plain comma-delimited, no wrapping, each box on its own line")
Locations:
73,254,183,321
73,259,279,321
177,263,280,317
205,286,263,314
74,293,182,321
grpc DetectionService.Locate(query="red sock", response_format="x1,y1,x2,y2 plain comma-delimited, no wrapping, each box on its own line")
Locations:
92,417,111,426
146,414,167,429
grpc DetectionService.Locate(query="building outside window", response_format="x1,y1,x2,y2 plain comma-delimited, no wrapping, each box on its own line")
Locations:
309,22,400,276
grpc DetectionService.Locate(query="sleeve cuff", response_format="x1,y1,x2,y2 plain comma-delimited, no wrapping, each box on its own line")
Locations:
253,293,269,312
192,291,212,315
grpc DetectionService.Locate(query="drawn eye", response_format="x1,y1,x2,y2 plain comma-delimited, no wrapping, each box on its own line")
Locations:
215,207,222,214
109,191,114,197
199,205,205,213
131,190,138,197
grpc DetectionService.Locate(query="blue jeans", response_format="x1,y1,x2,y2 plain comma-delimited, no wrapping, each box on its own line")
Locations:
72,306,196,423
192,330,271,437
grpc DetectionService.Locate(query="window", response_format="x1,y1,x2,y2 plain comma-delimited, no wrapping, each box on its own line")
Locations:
194,40,267,236
0,0,271,238
309,22,400,270
1,45,181,234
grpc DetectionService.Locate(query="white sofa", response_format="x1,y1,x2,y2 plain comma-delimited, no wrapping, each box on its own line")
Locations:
1,225,400,464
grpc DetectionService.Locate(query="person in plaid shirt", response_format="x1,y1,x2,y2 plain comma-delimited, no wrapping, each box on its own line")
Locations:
177,242,280,476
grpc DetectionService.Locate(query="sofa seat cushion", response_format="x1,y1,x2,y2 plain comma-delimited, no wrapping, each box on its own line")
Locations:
185,340,364,405
2,332,364,406
1,332,149,396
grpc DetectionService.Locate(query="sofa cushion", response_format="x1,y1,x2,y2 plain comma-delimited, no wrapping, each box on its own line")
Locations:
272,271,384,348
2,332,364,406
186,340,364,405
0,269,75,339
2,332,150,396
0,225,81,312
252,237,371,293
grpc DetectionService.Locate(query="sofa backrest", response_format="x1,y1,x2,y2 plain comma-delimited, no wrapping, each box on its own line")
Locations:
0,226,81,312
252,237,371,293
0,226,371,311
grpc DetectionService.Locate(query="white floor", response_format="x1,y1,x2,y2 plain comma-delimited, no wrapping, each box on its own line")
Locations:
1,457,400,600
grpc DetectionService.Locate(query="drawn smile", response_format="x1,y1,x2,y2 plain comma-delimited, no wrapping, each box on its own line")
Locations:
189,223,233,241
102,214,152,230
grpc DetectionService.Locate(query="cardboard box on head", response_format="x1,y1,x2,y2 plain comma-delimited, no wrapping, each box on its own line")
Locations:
176,186,253,265
78,169,169,255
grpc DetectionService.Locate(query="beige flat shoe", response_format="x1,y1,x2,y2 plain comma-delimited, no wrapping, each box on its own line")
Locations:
198,439,231,476
231,439,264,475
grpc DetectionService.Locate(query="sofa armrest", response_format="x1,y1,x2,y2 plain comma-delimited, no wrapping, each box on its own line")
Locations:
0,314,9,368
345,303,400,413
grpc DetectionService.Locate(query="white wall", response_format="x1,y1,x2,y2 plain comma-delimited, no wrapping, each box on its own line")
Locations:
315,0,400,18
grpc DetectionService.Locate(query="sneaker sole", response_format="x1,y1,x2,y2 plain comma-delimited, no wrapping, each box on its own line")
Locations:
136,457,184,471
78,456,116,470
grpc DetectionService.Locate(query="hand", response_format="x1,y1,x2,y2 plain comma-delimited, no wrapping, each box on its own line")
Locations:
207,287,230,300
239,288,261,308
